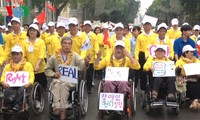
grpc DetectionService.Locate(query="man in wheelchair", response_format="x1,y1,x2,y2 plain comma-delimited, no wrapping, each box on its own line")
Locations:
143,47,176,102
95,40,140,97
0,45,34,112
45,37,90,120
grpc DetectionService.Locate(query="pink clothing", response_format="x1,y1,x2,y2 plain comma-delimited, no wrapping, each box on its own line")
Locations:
103,81,131,94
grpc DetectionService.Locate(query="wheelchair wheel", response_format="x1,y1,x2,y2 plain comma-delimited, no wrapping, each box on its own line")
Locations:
29,82,45,115
79,80,88,116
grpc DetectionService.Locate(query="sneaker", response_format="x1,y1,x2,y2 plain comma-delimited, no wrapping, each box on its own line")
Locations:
35,100,41,108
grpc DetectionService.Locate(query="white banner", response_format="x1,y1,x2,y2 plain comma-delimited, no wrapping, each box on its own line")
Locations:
57,16,69,25
153,61,175,77
105,67,129,81
99,93,124,111
184,63,200,76
5,72,29,87
58,65,78,83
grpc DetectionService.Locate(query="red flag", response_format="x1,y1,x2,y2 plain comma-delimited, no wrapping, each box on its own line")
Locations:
6,6,12,17
14,0,24,4
103,30,111,48
46,3,56,12
6,0,11,2
36,10,46,24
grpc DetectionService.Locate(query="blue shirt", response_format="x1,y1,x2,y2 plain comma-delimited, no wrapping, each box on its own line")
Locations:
173,37,198,58
130,37,136,57
0,33,4,46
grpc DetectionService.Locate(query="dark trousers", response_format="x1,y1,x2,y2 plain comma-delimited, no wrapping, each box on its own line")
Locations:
153,77,176,95
86,64,94,90
186,80,200,100
138,52,147,91
128,69,139,88
35,72,47,88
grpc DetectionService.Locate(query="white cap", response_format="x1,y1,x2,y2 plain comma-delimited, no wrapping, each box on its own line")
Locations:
182,22,189,26
142,19,152,25
102,23,109,29
193,25,200,30
29,24,39,31
56,22,65,28
155,46,166,52
171,18,179,26
7,22,11,27
108,25,113,30
11,45,23,53
157,23,168,31
48,21,55,27
114,40,125,47
1,25,6,30
182,45,196,53
11,17,21,24
84,20,92,26
113,23,124,30
69,17,78,25
5,28,8,32
33,18,39,24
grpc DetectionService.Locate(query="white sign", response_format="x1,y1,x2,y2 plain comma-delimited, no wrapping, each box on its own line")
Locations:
99,93,124,111
152,61,175,77
58,65,78,83
184,63,200,76
81,35,91,50
105,67,129,81
149,45,170,57
142,15,158,27
5,72,29,87
57,16,69,25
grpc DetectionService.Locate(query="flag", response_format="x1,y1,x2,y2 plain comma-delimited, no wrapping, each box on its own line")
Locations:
36,10,46,24
81,35,91,50
103,30,111,48
22,6,30,17
6,6,12,17
6,0,11,2
46,3,56,12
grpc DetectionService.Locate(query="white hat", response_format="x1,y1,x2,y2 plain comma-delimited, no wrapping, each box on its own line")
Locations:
5,28,8,32
84,20,92,26
11,17,21,24
155,46,166,52
108,25,113,30
102,23,109,29
48,21,55,27
182,45,196,53
1,25,6,30
142,19,152,25
56,22,65,28
193,25,200,31
115,40,125,47
29,24,39,31
171,18,179,26
33,18,39,24
11,45,23,53
113,23,124,30
182,22,189,26
7,22,11,27
157,23,168,31
69,17,78,25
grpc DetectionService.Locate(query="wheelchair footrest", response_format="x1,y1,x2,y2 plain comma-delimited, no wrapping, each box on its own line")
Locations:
166,102,179,108
151,101,165,107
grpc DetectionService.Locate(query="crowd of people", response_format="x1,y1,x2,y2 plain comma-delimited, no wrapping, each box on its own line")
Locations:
0,16,200,119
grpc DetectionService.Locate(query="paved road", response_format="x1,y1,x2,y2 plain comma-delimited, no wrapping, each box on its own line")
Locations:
1,79,200,120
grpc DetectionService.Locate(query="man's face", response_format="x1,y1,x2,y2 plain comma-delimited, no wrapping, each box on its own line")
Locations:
132,29,140,38
115,28,124,38
48,26,55,33
61,40,72,53
28,28,38,38
186,51,194,59
11,21,21,31
114,45,124,59
83,24,91,33
158,28,167,38
143,23,152,32
69,24,78,35
183,30,192,37
155,49,166,59
193,30,199,36
12,52,22,63
123,28,129,36
172,25,179,30
56,27,65,36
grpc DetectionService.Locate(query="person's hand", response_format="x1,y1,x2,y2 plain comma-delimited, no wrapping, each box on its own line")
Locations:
97,51,102,59
150,67,154,73
35,64,40,72
84,54,91,67
123,48,129,56
24,83,31,89
54,72,61,78
2,82,10,88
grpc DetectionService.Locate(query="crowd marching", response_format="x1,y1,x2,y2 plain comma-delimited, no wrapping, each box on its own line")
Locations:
0,16,200,119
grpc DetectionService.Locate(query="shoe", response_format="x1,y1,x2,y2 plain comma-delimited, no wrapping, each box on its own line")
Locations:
53,108,61,115
12,105,20,112
92,82,95,86
35,100,41,108
190,99,199,109
60,110,66,120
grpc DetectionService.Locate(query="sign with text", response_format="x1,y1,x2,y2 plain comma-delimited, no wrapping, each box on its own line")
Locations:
99,93,124,111
58,65,78,83
5,72,29,87
105,67,129,81
184,63,200,76
149,45,170,57
153,61,175,77
57,16,69,25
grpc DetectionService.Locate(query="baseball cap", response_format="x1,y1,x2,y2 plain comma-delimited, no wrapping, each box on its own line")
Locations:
7,22,12,27
193,25,200,31
11,45,23,53
113,23,124,30
84,20,92,26
182,45,196,53
157,23,168,31
11,17,21,24
33,18,39,24
155,46,166,52
171,18,179,26
56,22,65,28
29,24,39,31
102,23,109,29
48,21,55,27
69,17,78,25
114,40,125,47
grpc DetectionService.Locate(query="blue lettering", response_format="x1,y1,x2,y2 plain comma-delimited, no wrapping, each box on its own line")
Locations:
62,67,69,76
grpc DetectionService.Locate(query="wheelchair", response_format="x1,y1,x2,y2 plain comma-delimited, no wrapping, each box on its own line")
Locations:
0,82,45,120
48,71,88,120
97,69,136,119
141,71,179,115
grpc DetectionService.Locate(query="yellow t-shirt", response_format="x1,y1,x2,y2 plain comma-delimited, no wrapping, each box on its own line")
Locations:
166,28,181,41
0,45,4,65
190,35,200,42
45,32,58,56
22,38,46,73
